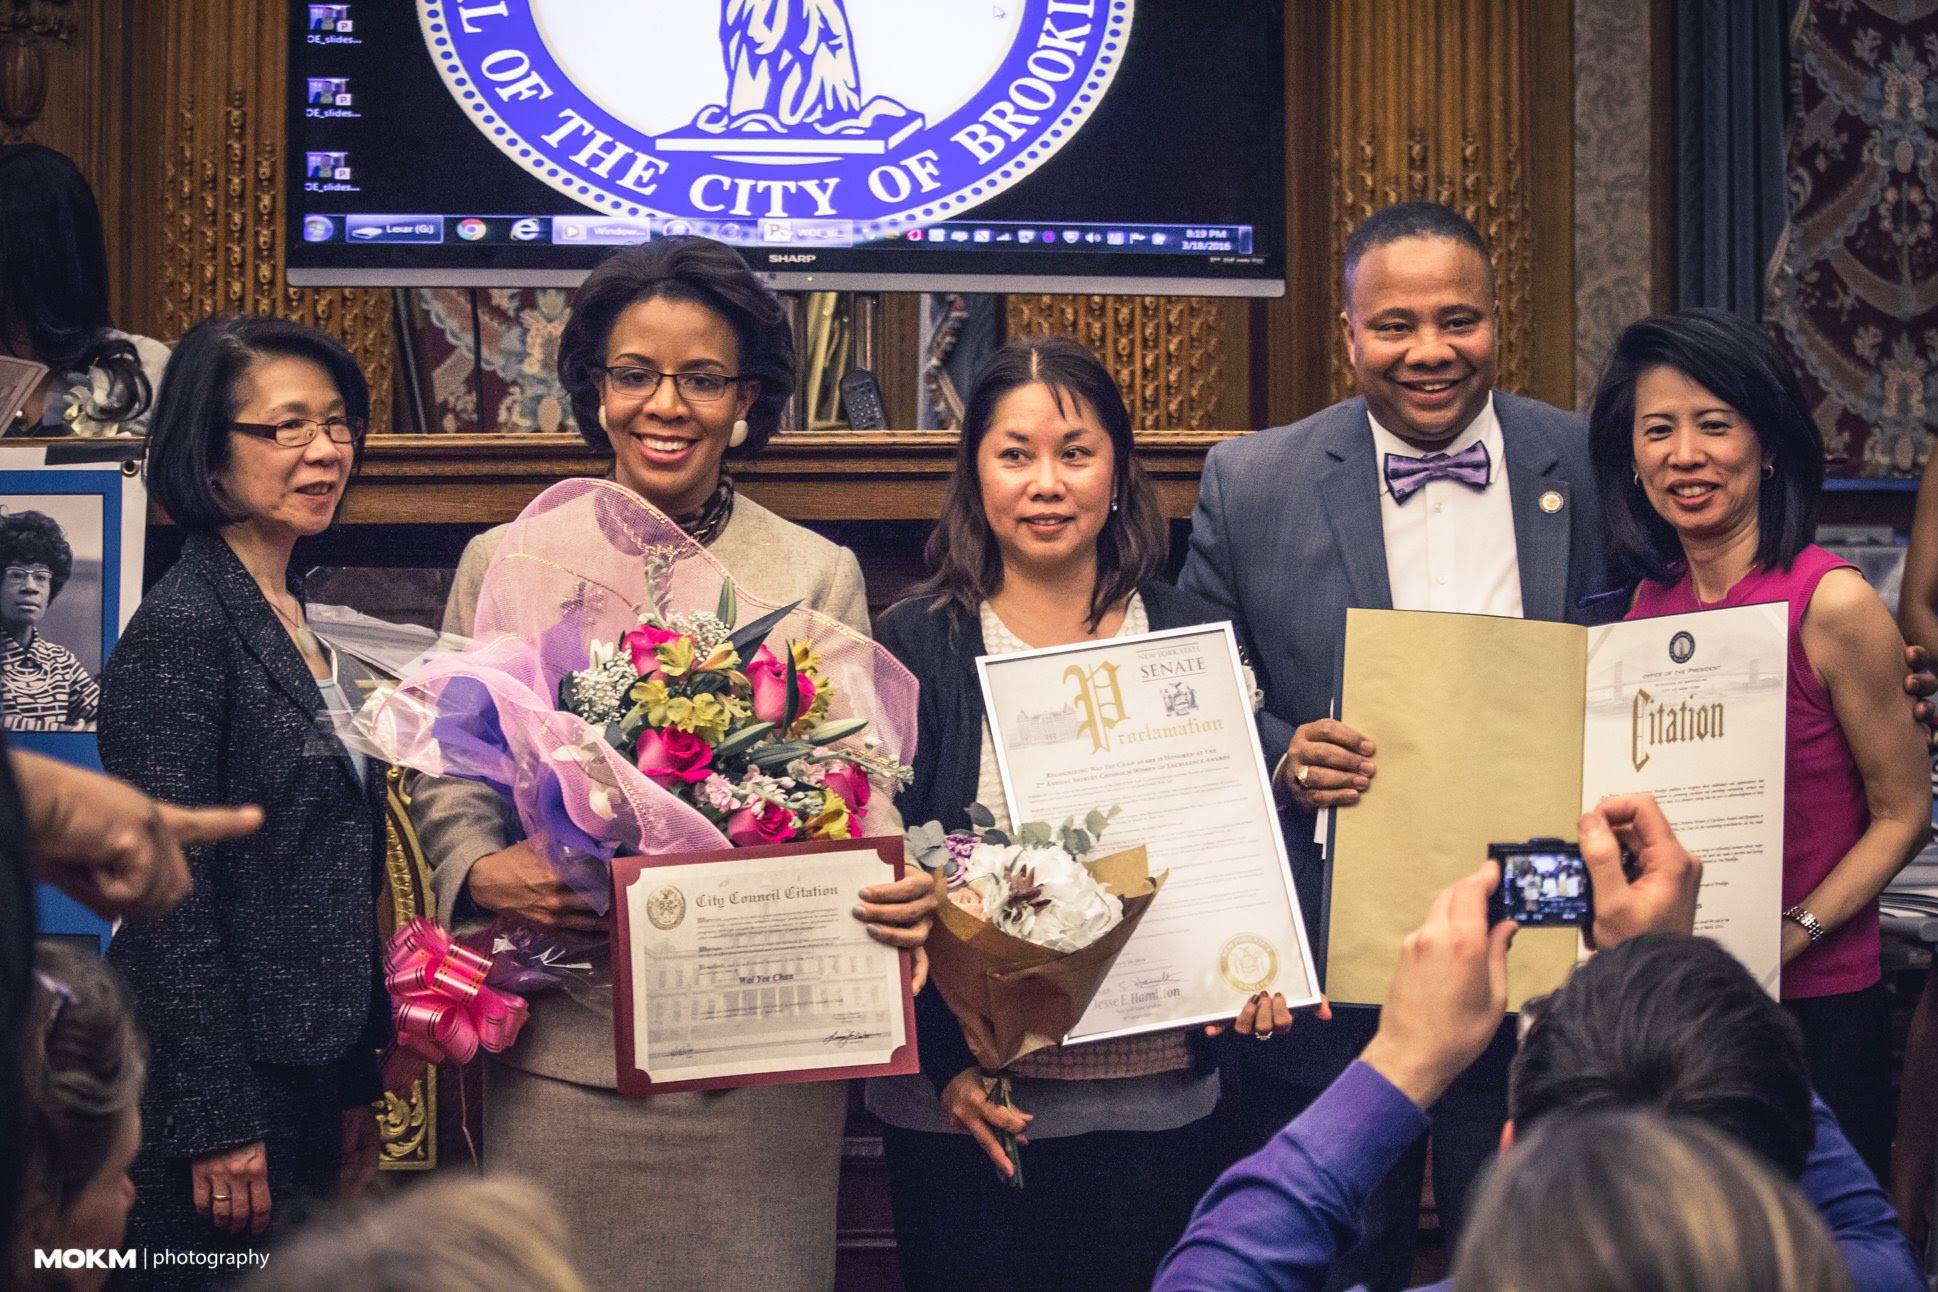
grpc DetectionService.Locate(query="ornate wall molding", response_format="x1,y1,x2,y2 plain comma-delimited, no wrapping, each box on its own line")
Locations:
154,0,393,431
1003,294,1239,430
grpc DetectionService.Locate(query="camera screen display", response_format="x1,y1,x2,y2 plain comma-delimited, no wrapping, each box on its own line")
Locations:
1494,848,1591,927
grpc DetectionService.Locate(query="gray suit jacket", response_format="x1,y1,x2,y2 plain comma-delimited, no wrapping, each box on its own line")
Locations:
410,493,895,1089
1178,392,1614,961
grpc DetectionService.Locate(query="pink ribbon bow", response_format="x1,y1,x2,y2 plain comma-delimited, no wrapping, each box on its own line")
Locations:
384,917,529,1070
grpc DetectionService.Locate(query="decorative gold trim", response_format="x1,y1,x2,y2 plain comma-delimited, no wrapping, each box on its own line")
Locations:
1004,295,1230,429
377,767,436,1171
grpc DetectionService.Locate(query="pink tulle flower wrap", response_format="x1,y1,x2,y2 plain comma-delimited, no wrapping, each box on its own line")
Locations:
347,479,918,910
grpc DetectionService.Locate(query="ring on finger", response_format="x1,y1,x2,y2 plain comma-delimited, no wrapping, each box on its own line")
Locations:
1292,763,1311,790
1253,1027,1274,1040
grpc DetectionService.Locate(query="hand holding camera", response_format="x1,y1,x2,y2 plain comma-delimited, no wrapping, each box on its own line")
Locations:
1578,793,1703,948
1361,863,1517,1110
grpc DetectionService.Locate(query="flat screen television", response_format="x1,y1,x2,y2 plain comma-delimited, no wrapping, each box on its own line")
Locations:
286,2,1285,295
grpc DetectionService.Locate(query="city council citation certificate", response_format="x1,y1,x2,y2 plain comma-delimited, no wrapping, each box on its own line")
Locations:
610,837,918,1095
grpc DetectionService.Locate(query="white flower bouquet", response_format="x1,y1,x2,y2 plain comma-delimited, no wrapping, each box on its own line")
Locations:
906,806,1164,1185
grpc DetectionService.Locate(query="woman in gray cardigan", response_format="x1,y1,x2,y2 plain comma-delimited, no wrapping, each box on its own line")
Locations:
410,237,933,1292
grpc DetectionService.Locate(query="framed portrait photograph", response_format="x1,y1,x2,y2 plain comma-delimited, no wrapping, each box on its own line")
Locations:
0,445,148,944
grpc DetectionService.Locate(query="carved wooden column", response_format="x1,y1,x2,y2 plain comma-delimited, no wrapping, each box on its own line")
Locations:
1314,0,1574,410
155,0,394,432
1004,294,1246,430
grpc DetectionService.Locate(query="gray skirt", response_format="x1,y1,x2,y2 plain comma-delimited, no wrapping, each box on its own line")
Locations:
483,1059,848,1291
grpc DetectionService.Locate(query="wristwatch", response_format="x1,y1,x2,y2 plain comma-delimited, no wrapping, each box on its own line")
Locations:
1782,904,1826,943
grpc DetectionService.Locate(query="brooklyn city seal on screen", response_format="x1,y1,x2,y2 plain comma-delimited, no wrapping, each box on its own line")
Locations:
420,0,1130,233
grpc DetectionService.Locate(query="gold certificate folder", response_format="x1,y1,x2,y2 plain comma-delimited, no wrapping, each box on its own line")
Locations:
1325,609,1584,1009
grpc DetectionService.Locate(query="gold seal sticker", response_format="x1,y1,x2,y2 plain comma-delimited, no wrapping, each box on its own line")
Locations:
645,885,687,932
1539,489,1564,514
1219,934,1279,993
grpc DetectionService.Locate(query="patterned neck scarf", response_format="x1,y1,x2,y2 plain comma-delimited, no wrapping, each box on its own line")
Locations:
673,474,736,546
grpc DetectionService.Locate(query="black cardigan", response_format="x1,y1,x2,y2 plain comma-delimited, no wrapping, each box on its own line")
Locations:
874,581,1239,1092
100,532,389,1161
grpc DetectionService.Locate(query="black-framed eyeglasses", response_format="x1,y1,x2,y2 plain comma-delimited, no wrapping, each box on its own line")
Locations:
592,365,747,403
228,416,368,448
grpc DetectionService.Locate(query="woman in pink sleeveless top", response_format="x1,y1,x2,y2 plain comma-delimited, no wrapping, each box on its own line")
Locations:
1588,309,1930,1179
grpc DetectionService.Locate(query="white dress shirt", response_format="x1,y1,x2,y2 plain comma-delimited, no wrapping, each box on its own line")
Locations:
1368,394,1524,617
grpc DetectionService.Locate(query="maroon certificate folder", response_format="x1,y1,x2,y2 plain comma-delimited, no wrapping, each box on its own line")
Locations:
611,835,920,1097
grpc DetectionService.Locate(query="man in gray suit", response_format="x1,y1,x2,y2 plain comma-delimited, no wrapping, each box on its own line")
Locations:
1179,202,1612,1290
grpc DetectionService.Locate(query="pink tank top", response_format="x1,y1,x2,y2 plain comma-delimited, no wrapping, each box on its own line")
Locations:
1627,545,1877,999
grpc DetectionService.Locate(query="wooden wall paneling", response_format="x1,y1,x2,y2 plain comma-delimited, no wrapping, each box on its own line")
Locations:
1258,0,1334,429
1264,0,1576,420
336,429,1242,527
1528,0,1575,407
875,293,922,430
1003,293,1248,431
153,0,394,430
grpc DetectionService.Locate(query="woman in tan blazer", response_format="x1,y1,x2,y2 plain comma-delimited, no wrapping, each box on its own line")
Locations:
411,238,932,1292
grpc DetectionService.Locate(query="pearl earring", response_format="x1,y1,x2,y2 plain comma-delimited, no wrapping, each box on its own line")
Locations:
729,419,749,448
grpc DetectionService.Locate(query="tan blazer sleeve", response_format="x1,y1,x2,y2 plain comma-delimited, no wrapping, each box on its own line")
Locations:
409,530,519,928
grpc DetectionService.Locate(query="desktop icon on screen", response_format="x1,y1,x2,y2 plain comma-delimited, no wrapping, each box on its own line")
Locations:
1105,231,1125,246
305,151,350,180
906,228,925,241
1018,229,1037,244
308,5,352,32
307,78,351,107
1040,230,1056,243
456,218,488,241
302,215,335,243
509,217,544,241
971,229,992,243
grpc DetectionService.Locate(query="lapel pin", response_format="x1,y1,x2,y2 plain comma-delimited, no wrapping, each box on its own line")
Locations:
1539,489,1564,514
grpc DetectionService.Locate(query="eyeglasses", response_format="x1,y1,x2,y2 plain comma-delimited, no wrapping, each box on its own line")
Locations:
3,565,52,590
229,416,368,448
593,365,747,404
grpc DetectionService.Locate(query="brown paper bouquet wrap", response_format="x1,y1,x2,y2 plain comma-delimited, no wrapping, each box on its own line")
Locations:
921,845,1165,1185
925,845,1163,1069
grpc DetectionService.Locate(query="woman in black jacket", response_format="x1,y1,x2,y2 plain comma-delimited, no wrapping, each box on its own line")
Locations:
864,337,1294,1291
100,317,388,1282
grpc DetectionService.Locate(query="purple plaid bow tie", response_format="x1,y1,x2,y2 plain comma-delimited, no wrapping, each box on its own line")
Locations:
1383,440,1491,503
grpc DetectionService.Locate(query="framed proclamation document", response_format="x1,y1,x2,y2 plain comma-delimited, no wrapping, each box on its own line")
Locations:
976,623,1320,1042
610,836,919,1096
